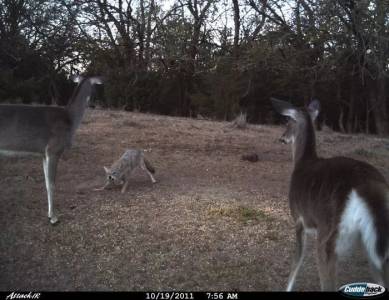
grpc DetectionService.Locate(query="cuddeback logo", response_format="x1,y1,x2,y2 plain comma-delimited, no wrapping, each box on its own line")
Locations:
339,283,386,298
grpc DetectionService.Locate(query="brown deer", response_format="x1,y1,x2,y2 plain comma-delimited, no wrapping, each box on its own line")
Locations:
0,75,102,224
271,98,389,291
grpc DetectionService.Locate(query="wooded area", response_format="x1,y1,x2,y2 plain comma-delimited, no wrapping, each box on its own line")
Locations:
0,0,388,135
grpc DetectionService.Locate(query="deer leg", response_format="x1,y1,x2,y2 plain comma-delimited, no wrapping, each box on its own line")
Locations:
368,254,389,288
44,153,60,224
286,221,306,291
368,259,385,286
43,158,52,220
381,260,389,289
317,236,337,291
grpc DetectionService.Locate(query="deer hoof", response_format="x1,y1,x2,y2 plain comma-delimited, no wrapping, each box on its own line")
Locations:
49,216,59,225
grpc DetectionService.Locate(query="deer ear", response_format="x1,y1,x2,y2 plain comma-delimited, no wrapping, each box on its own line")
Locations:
103,166,110,173
270,97,298,121
307,99,320,121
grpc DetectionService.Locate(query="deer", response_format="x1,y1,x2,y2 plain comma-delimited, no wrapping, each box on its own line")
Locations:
271,98,389,291
0,75,102,225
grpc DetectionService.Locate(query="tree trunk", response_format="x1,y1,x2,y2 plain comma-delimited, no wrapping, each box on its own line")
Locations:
372,0,389,136
365,100,370,134
346,86,355,133
232,0,240,57
371,76,388,136
144,0,154,70
339,109,346,133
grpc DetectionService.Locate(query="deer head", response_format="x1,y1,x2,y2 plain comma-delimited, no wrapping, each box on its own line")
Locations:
271,98,320,163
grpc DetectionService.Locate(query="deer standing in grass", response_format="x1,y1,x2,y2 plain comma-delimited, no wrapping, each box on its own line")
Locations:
0,76,102,224
271,98,389,291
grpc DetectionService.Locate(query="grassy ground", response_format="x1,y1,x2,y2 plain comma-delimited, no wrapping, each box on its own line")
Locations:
1,109,389,291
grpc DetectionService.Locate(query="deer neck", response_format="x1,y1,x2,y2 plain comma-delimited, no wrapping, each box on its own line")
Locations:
66,80,92,132
292,117,318,167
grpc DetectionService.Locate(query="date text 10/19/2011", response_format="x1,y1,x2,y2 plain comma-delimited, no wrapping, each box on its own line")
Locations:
145,292,239,300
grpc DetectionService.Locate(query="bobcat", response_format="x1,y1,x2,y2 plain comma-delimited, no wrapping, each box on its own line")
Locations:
96,149,156,193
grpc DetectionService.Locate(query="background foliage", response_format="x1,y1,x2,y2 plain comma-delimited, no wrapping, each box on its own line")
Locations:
0,0,388,134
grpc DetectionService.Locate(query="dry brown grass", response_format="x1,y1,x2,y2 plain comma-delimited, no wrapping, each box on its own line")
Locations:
1,109,388,291
207,205,275,225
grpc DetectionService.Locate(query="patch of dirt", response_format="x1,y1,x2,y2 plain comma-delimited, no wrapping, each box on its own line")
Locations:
1,109,389,291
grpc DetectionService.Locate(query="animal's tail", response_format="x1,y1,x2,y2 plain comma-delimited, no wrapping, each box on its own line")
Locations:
360,184,389,287
144,158,155,174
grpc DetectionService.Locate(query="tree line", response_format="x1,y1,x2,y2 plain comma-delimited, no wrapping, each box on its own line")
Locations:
0,0,388,135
